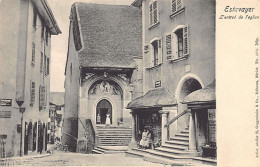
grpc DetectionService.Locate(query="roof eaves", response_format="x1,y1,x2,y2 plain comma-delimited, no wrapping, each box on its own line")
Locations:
131,0,142,7
40,0,62,35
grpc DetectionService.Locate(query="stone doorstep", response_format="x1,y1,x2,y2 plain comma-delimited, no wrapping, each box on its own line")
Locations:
126,149,216,166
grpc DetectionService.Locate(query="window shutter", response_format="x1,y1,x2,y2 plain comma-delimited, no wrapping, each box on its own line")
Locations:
40,52,43,72
153,1,159,24
158,38,162,64
39,85,46,110
183,25,189,56
172,33,178,59
166,34,172,60
47,57,50,75
32,42,35,64
30,81,35,105
150,44,154,67
177,0,182,10
172,0,177,13
44,55,47,75
149,3,153,26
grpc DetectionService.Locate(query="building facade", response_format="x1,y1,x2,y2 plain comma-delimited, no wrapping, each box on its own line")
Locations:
127,0,216,161
63,3,142,152
48,92,65,144
0,0,61,157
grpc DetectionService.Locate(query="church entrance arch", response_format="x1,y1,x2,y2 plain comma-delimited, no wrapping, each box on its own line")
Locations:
96,99,112,125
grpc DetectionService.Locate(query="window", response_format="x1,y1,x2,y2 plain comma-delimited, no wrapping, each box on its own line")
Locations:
46,57,50,75
39,85,46,110
149,0,159,28
31,42,35,66
45,30,48,45
44,54,47,75
167,25,189,61
30,81,35,106
171,0,184,15
56,106,61,110
41,26,44,40
148,38,162,68
33,7,37,29
40,52,43,72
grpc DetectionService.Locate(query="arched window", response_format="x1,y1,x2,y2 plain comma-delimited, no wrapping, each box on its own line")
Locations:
166,25,189,61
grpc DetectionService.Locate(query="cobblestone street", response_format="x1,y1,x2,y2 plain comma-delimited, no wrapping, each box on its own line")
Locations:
9,151,165,166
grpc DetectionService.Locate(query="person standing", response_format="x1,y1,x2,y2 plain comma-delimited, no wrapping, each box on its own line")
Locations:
97,114,101,124
105,113,111,125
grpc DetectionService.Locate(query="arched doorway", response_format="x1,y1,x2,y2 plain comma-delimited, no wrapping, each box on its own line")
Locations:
177,78,202,131
28,122,33,151
24,122,28,155
96,99,112,125
33,122,37,151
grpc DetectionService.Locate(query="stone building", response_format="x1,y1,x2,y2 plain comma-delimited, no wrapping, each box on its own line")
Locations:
126,0,216,165
63,3,142,152
49,92,65,144
0,0,61,157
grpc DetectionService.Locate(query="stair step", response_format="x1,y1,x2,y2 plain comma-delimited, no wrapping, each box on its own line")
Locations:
132,148,190,160
165,140,189,146
175,133,189,137
155,147,190,155
171,136,189,142
161,144,188,151
92,149,103,154
181,130,189,134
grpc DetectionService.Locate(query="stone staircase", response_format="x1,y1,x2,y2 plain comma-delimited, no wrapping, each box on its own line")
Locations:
126,127,217,166
92,126,131,154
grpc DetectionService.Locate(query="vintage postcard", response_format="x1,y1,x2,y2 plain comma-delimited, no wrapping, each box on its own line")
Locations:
0,0,259,166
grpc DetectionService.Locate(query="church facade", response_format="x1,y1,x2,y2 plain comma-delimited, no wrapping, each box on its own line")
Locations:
63,3,142,152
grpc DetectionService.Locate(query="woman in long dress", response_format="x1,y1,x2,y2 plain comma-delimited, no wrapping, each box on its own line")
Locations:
139,129,152,149
105,113,111,125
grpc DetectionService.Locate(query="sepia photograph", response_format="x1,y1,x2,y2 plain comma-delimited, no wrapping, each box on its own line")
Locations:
0,0,259,166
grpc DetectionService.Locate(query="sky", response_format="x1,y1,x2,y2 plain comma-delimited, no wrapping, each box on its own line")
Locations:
48,0,134,92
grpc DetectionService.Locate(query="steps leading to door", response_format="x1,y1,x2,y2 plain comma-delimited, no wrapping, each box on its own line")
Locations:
126,127,217,166
96,126,131,146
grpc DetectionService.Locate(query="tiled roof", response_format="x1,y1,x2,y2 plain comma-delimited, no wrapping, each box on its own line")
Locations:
127,88,177,109
183,80,216,104
74,3,142,68
50,92,65,106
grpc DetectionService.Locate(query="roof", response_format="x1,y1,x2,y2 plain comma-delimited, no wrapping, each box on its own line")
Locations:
132,0,143,7
72,3,142,68
32,0,61,35
127,88,177,109
49,92,65,106
182,80,216,104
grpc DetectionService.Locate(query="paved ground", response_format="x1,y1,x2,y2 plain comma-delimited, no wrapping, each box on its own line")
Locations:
8,151,166,166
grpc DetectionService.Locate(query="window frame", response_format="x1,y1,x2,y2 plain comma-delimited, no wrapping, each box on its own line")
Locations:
170,0,185,18
31,42,35,66
146,38,163,69
167,25,189,62
149,0,160,29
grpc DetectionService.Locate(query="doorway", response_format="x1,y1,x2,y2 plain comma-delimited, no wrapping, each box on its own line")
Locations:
96,99,112,125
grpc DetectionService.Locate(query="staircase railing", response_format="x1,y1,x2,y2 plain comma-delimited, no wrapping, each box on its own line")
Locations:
164,110,188,128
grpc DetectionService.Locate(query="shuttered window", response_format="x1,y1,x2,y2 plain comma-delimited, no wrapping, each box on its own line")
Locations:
40,52,43,72
44,55,47,75
149,38,163,67
172,0,183,14
31,42,35,66
149,0,159,27
45,30,48,45
166,34,172,60
30,81,35,106
183,26,189,56
172,25,189,60
46,57,50,75
39,85,46,110
33,7,37,29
